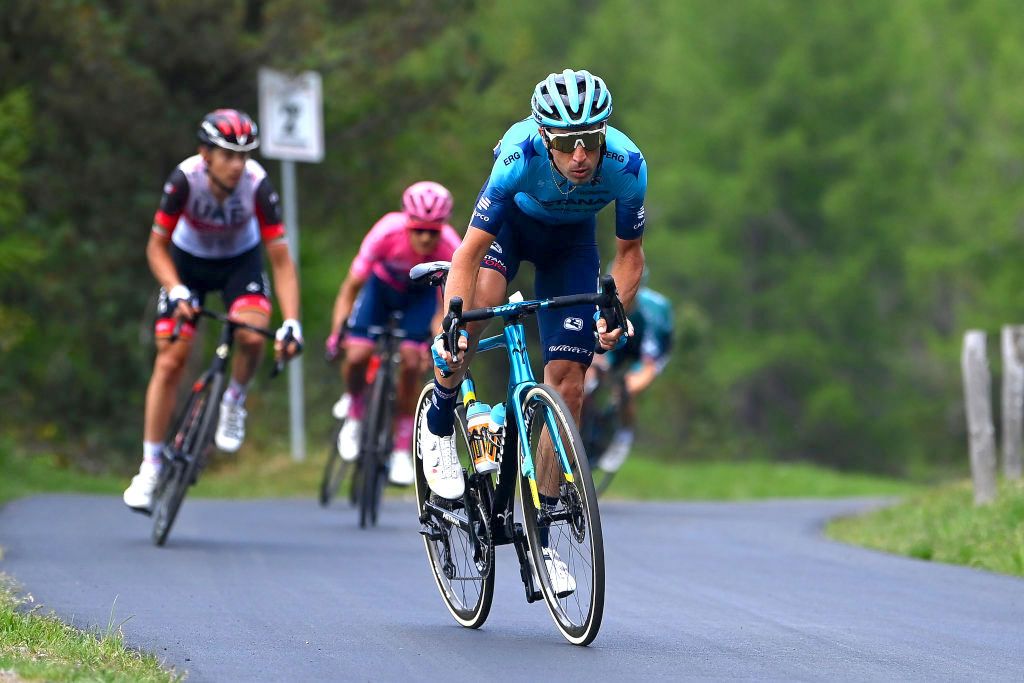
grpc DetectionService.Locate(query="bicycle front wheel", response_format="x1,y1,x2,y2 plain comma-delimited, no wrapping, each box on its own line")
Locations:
152,376,218,547
412,383,495,629
519,384,605,645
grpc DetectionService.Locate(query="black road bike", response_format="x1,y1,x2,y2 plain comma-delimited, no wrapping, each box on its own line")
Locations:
410,261,626,646
580,371,628,496
319,312,408,528
150,310,296,546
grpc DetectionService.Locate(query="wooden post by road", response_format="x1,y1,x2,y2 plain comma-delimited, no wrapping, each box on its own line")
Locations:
962,331,998,505
1001,326,1024,480
999,325,1024,481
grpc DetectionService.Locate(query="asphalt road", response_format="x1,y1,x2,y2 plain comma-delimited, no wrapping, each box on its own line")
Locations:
1,494,1022,681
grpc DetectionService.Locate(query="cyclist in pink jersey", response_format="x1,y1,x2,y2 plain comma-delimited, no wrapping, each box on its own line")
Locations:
123,109,303,513
325,182,461,485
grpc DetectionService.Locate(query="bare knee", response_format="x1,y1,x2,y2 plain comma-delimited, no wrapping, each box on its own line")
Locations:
546,361,587,418
153,342,190,382
235,329,265,357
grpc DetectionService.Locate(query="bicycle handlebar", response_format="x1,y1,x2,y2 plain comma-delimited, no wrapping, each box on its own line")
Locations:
170,309,302,378
440,274,627,360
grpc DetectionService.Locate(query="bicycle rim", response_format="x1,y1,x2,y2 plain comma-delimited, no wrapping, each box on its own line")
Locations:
151,458,186,546
519,384,605,645
412,383,495,628
151,375,219,546
319,420,350,507
359,368,390,528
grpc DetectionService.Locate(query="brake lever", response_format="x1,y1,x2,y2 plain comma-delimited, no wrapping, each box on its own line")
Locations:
271,329,303,378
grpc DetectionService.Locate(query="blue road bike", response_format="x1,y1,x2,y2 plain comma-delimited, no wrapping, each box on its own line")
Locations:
409,262,626,646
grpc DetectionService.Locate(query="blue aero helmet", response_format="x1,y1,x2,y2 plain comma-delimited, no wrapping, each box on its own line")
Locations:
531,69,613,130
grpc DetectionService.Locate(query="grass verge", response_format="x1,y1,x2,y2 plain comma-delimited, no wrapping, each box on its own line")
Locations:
2,437,916,504
0,576,178,682
827,478,1024,577
603,457,917,500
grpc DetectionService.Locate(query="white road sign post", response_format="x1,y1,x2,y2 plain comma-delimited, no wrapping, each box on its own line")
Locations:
259,68,324,462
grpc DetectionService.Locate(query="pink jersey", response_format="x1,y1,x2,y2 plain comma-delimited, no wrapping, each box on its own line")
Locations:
351,212,461,291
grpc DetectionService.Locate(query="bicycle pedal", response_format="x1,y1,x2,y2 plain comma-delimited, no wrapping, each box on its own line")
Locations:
419,525,443,542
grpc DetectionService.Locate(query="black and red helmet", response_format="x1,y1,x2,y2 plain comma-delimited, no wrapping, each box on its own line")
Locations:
197,109,260,152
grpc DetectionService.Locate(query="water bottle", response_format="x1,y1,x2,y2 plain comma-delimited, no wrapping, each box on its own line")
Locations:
488,403,506,434
466,401,498,473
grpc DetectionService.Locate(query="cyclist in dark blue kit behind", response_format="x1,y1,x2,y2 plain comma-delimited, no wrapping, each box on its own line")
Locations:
418,69,649,592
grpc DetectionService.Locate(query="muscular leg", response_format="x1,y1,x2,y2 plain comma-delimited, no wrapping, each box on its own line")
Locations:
227,310,270,387
536,359,587,497
397,345,425,417
143,337,194,443
342,341,374,399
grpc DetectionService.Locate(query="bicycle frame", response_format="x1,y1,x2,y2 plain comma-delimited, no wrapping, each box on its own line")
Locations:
459,308,576,513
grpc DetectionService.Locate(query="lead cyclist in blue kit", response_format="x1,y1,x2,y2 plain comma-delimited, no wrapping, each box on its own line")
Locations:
418,68,649,591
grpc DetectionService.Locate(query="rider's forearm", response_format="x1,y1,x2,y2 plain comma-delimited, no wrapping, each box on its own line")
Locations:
626,359,657,395
267,242,300,321
331,273,365,333
611,238,645,309
146,232,183,292
442,242,486,328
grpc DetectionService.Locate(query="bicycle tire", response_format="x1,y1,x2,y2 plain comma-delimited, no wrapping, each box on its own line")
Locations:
319,419,350,507
518,384,605,646
359,357,391,528
412,383,495,628
151,375,220,546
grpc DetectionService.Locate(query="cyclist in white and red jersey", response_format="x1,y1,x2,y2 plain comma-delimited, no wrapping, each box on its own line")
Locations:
123,109,303,513
324,182,462,485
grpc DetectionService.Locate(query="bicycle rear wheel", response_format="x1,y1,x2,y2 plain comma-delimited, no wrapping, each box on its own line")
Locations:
152,375,219,546
319,419,351,507
412,383,495,628
519,384,605,645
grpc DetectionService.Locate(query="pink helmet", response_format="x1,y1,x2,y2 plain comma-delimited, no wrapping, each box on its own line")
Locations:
402,181,453,224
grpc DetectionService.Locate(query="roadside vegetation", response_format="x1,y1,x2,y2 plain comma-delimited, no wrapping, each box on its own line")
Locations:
2,436,913,505
0,577,178,682
828,479,1024,578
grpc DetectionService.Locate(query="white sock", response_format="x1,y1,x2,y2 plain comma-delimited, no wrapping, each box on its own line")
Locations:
615,429,635,447
142,441,164,467
223,379,248,406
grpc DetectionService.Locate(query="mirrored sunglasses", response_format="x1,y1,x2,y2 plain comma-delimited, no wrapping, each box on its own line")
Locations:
544,125,606,153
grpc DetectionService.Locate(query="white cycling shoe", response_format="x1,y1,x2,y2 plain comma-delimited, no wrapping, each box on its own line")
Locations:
332,393,351,420
388,448,415,486
419,411,464,500
597,431,632,472
337,418,361,462
215,402,247,453
542,547,577,597
123,461,161,513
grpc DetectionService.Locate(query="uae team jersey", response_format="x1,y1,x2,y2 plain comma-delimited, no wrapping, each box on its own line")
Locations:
152,155,286,259
350,212,462,292
470,118,648,238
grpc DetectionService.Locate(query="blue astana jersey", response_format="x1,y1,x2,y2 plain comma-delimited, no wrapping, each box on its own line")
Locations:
469,118,648,239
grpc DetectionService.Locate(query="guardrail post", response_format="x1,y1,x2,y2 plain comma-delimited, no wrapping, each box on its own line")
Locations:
962,330,998,505
1001,326,1024,480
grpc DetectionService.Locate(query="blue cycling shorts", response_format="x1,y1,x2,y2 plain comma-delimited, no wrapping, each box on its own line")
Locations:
479,206,599,366
347,273,438,344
